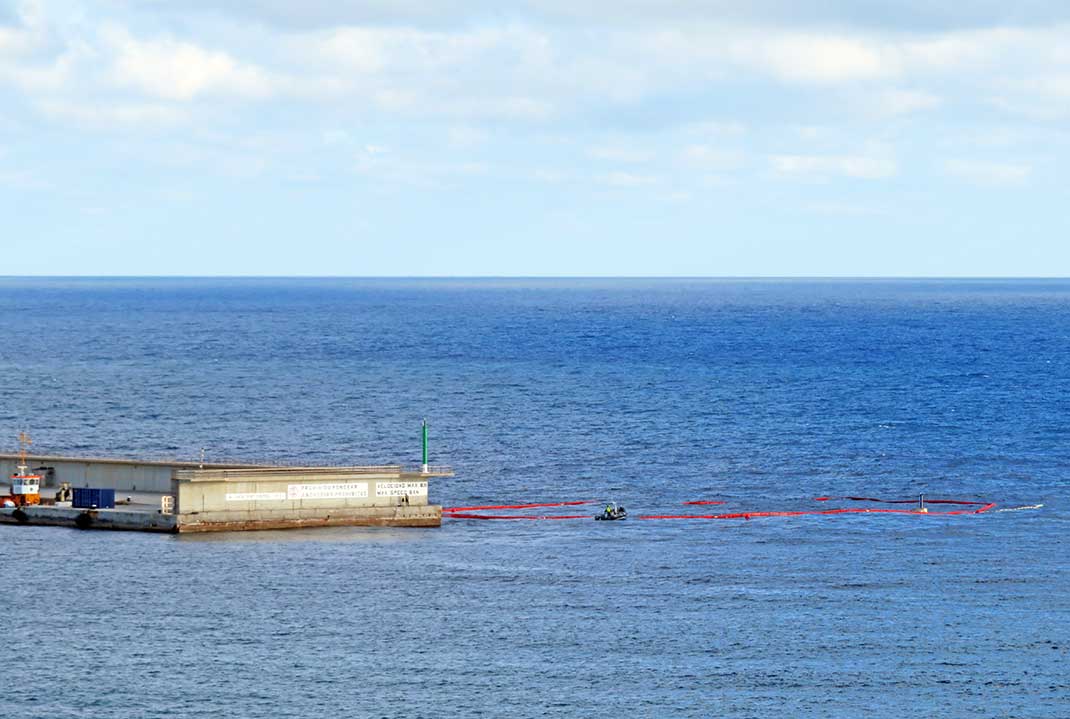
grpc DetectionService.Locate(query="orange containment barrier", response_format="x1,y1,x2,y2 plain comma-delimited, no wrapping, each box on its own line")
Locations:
443,501,592,512
444,498,998,522
444,513,590,520
443,500,595,521
814,496,991,505
639,500,996,521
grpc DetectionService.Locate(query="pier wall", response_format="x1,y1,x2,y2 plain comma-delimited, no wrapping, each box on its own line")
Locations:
0,504,177,532
174,467,440,531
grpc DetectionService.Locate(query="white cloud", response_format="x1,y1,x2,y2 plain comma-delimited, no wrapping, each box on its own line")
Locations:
3,6,1069,134
993,72,1070,118
103,27,277,101
1020,74,1070,98
532,168,569,183
943,159,1031,185
599,171,659,187
0,23,38,57
876,89,942,114
632,23,1070,104
290,24,566,119
303,27,389,73
684,121,747,137
456,161,490,175
370,86,552,119
635,27,900,86
902,28,1032,73
36,98,189,127
680,144,745,170
115,1,1070,34
1,0,1068,205
748,33,898,84
0,169,50,190
794,125,827,141
304,25,537,73
321,129,352,145
0,54,76,91
805,201,887,216
289,24,561,102
662,190,692,203
440,96,552,120
0,8,88,93
771,150,896,179
447,125,489,148
587,144,654,163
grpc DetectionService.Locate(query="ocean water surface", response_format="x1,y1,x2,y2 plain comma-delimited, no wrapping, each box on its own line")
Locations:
1,278,1067,718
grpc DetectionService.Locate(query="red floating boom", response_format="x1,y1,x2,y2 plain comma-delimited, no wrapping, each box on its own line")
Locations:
814,496,989,505
639,503,995,520
441,498,999,523
444,513,589,521
443,501,592,512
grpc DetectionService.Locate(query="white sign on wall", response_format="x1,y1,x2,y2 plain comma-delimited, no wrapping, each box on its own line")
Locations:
375,481,428,497
287,483,369,500
225,492,288,502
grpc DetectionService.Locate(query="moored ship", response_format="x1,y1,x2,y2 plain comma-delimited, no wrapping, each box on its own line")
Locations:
9,432,41,507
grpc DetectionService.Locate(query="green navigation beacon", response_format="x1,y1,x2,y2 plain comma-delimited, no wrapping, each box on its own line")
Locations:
421,418,429,474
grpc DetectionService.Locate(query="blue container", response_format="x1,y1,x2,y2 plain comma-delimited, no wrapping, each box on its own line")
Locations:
72,487,116,509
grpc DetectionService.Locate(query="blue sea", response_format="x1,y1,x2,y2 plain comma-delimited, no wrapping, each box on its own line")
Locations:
1,278,1067,718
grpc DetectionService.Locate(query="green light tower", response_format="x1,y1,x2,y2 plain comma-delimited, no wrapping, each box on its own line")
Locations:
421,418,429,474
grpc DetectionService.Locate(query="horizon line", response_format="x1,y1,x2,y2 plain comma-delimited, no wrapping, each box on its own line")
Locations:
2,275,1070,281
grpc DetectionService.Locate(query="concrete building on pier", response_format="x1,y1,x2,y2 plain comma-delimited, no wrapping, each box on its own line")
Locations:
0,453,452,533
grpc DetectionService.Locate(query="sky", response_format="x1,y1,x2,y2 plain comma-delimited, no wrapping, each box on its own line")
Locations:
2,0,1069,276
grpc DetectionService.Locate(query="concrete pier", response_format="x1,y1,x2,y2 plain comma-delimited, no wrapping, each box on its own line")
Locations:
0,498,177,533
0,453,453,533
172,466,443,531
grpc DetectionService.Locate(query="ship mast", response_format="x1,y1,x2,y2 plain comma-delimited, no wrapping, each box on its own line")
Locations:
17,430,31,474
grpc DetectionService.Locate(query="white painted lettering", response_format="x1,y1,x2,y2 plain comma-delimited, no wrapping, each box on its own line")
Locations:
287,483,369,500
375,481,428,497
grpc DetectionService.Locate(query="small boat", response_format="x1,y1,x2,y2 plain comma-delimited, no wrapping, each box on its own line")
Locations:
595,502,627,521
